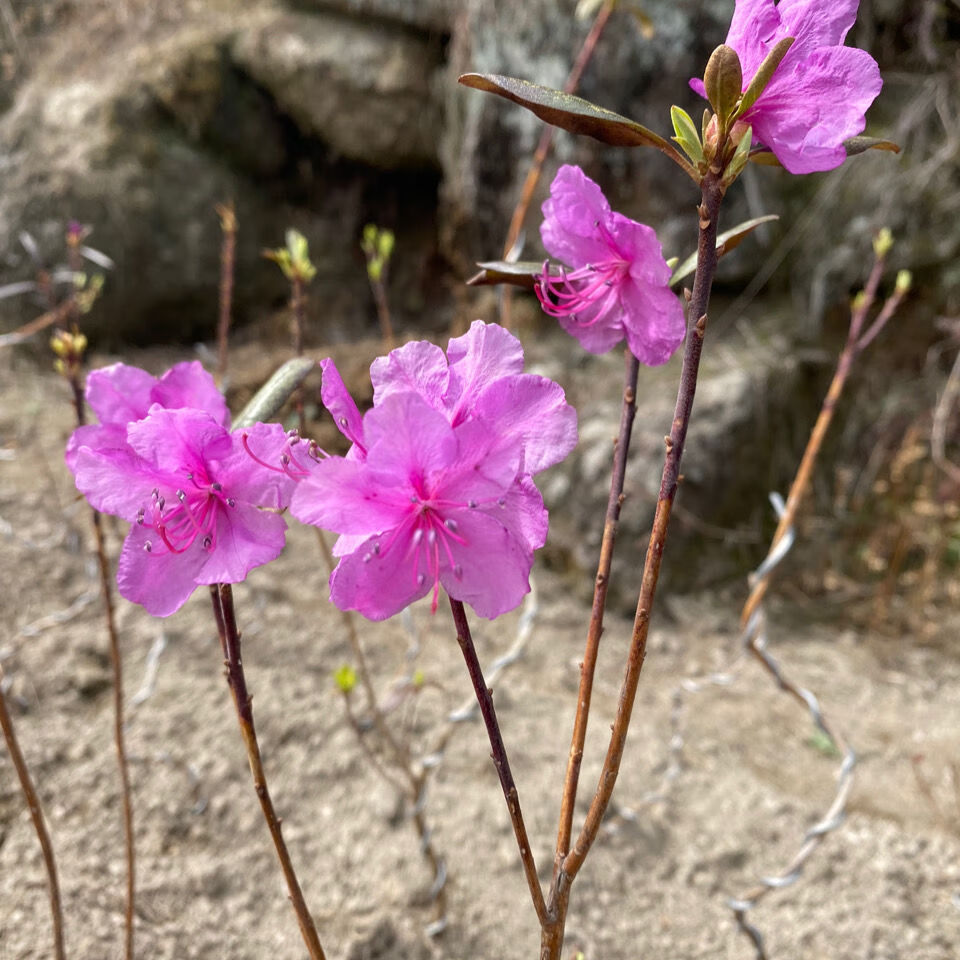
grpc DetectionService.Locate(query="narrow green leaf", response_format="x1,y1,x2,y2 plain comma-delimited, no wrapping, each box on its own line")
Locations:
670,105,704,166
669,215,779,287
721,126,753,185
458,73,670,151
466,260,544,290
844,136,901,157
748,148,782,167
234,357,316,429
736,37,794,118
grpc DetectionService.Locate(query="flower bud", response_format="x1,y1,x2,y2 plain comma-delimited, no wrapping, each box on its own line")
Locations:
333,664,357,694
703,44,743,127
895,269,912,295
873,227,894,259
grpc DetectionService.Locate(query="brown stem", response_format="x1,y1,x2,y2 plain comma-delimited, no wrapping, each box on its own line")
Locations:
215,202,237,387
0,670,66,960
739,250,905,631
291,275,308,437
552,351,639,874
499,0,615,330
93,511,135,960
68,370,135,960
448,596,547,925
541,170,726,960
210,584,327,960
371,276,396,350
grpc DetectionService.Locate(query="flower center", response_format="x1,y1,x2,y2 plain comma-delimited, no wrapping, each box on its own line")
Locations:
536,256,628,328
138,471,231,556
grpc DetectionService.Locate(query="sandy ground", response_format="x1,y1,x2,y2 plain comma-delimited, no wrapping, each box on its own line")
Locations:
2,347,959,960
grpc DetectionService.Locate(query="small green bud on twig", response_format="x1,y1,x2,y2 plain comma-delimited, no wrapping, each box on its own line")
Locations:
895,269,912,295
333,665,358,694
361,224,395,284
873,227,894,259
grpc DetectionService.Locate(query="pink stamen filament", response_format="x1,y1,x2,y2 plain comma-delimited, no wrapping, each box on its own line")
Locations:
537,257,627,328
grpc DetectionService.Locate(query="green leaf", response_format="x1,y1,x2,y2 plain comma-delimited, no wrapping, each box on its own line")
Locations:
333,664,358,694
721,125,753,186
670,105,704,166
747,148,782,167
844,136,901,157
466,260,544,290
458,73,670,151
234,357,316,429
735,37,794,118
669,215,779,287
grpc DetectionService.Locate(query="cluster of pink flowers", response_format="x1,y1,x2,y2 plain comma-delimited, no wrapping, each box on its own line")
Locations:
67,324,577,623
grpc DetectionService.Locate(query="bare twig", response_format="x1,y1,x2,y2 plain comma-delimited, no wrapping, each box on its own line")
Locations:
215,202,237,387
499,0,616,330
0,666,66,960
210,584,327,960
448,596,548,925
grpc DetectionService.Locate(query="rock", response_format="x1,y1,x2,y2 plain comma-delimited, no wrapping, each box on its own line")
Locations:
231,10,445,169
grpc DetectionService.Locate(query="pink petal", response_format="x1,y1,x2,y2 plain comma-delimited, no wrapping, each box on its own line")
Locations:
196,503,288,585
557,309,625,355
72,446,169,519
320,358,366,451
471,375,578,475
153,361,230,427
619,280,686,367
116,520,206,617
540,165,617,267
748,45,882,173
445,320,524,420
218,421,301,510
370,340,450,409
127,408,232,477
85,363,156,425
291,457,410,534
65,422,126,473
777,0,859,54
725,0,784,78
439,506,535,619
328,526,432,621
362,393,459,484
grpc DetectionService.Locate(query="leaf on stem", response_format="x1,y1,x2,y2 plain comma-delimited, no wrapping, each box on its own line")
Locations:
234,357,316,429
669,215,779,286
466,260,544,290
458,73,670,151
843,136,901,157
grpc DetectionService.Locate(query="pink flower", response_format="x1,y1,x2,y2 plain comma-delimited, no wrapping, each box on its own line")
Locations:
65,361,229,472
292,393,547,621
535,165,685,364
294,322,577,620
70,408,298,617
690,0,883,174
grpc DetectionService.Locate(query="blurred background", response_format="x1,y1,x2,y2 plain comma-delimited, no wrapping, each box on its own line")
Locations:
0,0,958,632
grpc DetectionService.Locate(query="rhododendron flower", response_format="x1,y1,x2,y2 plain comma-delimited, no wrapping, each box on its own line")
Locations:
70,408,297,617
65,361,229,471
690,0,882,174
294,321,577,620
535,165,684,364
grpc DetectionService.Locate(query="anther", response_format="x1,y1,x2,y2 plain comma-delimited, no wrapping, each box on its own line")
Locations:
372,542,380,555
453,564,463,580
497,497,506,507
211,482,222,492
136,508,145,525
468,500,477,509
362,553,372,564
412,529,423,546
144,540,153,553
427,529,437,545
176,489,186,502
226,498,236,507
444,519,458,532
417,573,426,586
202,535,213,550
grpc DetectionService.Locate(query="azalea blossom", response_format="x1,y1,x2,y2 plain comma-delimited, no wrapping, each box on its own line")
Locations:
70,407,297,617
294,321,577,620
690,0,883,174
535,165,685,364
65,361,229,472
